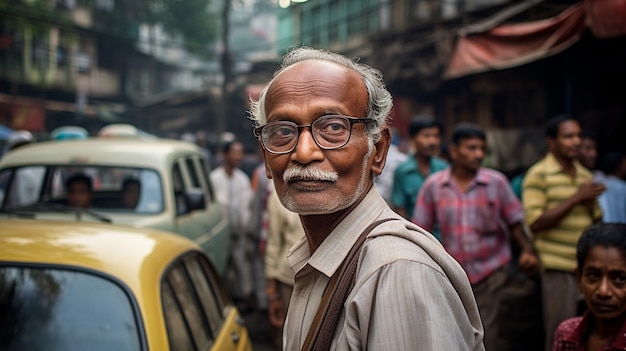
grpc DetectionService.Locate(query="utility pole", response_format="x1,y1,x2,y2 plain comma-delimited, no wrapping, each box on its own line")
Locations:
217,0,232,140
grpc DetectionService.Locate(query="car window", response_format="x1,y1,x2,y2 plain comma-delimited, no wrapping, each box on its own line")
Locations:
0,166,46,208
162,252,232,351
0,165,164,213
0,265,143,351
172,164,187,216
185,158,201,189
196,158,215,203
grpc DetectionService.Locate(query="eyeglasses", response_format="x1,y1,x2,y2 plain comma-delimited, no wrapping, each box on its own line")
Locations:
254,115,375,154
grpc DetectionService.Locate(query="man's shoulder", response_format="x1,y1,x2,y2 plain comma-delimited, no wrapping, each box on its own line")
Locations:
359,218,449,273
431,156,449,169
478,168,509,184
395,157,417,174
210,167,224,177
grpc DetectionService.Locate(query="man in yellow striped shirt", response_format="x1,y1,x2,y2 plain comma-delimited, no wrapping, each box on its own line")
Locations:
522,115,605,351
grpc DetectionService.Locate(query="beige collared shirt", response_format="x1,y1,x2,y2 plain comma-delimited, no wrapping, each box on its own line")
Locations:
283,188,485,350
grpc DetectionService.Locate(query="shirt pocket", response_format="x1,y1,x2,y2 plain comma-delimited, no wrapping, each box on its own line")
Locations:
475,202,501,235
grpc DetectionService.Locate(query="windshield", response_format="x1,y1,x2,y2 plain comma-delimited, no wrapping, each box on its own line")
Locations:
0,166,163,214
0,265,143,351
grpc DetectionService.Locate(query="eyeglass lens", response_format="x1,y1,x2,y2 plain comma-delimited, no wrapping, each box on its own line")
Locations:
262,115,353,153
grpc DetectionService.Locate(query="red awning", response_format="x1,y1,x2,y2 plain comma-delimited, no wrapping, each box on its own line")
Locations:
444,0,626,79
444,3,586,79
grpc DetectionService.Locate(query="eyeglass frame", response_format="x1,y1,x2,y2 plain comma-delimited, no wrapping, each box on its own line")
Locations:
254,115,376,155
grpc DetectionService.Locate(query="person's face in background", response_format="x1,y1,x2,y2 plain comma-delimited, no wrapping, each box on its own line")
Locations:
67,181,92,208
450,137,485,173
577,245,626,323
413,126,442,158
579,136,598,170
550,120,582,161
122,182,140,208
225,142,244,169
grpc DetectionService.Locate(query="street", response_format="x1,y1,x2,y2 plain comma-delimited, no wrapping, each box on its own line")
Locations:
242,309,280,351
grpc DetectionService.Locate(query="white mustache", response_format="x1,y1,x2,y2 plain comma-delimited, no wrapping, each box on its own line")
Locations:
283,166,338,183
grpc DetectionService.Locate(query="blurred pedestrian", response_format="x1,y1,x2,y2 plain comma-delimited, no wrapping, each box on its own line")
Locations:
552,223,626,351
522,115,605,351
390,116,447,222
249,162,271,313
264,186,304,348
251,46,484,351
578,131,605,181
598,151,626,223
210,140,255,310
413,122,538,351
3,130,45,208
373,130,407,203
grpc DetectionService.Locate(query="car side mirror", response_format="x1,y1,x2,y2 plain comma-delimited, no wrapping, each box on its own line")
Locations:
184,188,205,212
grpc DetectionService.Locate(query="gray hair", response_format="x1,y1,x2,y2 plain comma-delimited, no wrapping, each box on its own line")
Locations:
249,47,393,142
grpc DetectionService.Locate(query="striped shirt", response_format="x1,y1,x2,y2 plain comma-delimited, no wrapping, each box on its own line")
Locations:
283,188,485,351
522,153,602,272
412,168,524,284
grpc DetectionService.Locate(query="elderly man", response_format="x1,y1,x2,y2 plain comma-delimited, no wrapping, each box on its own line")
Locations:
250,47,484,351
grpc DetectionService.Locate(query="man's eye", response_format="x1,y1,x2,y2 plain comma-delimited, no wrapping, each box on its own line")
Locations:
277,127,295,136
317,119,348,133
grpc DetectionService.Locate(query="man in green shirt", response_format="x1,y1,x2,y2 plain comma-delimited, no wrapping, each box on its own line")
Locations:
391,117,447,231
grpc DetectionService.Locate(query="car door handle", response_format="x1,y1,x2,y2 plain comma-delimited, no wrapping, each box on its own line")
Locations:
231,331,240,344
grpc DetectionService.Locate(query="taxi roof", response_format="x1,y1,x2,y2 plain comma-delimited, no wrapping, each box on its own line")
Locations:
0,137,201,169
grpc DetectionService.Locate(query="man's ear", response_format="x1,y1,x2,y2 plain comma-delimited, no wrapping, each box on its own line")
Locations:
371,127,391,176
448,143,458,161
258,141,273,179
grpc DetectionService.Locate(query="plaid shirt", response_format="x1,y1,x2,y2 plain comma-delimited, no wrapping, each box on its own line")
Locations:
412,168,524,284
553,312,626,351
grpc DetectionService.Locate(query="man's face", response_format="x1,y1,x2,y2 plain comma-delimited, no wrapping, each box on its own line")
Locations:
226,142,244,168
122,183,140,208
577,246,626,322
413,126,442,158
260,60,389,215
578,137,598,170
550,120,581,161
450,137,485,172
67,182,92,208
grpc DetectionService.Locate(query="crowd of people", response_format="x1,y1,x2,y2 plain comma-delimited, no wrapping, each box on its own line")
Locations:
213,46,626,351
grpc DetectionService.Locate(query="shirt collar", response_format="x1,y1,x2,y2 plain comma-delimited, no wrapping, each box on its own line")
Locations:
544,152,589,177
562,311,626,348
301,187,388,278
439,167,489,186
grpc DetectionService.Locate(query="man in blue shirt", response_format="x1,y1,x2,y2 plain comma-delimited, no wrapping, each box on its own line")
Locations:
598,151,626,223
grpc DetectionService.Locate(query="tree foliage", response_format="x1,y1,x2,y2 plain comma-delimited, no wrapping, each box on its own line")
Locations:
144,0,217,56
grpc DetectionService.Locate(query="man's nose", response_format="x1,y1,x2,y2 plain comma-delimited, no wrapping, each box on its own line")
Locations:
291,128,323,163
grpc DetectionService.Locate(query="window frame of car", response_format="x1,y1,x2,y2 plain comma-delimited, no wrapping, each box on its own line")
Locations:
171,155,217,217
161,250,234,351
0,261,148,351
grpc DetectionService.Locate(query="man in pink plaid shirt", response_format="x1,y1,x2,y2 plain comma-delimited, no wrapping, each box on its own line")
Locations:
412,123,539,351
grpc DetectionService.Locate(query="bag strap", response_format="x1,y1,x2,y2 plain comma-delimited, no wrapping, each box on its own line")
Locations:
301,218,396,351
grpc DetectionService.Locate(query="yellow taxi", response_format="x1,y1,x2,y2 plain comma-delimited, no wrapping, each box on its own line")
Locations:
0,138,229,275
0,219,252,351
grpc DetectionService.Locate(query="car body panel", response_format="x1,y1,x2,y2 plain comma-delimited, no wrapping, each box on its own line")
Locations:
0,219,251,351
